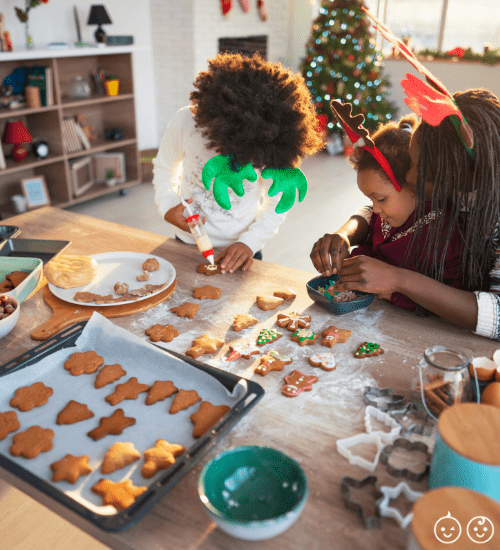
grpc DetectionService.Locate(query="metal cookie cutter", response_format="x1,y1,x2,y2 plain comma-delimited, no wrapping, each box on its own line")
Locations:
336,432,384,472
388,402,435,437
380,438,431,482
341,475,383,529
364,405,402,443
376,482,424,529
363,386,406,412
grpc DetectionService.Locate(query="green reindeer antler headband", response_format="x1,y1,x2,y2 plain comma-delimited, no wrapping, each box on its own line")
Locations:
202,155,308,214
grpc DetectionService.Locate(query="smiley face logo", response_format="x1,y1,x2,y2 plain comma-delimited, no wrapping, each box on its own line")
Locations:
434,511,462,544
467,516,494,544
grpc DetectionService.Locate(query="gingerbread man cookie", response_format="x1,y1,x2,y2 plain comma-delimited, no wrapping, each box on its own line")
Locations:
193,285,221,300
190,401,231,438
141,440,185,478
170,302,200,319
197,263,222,276
232,313,258,332
226,340,261,361
321,326,352,348
309,353,337,372
56,400,94,425
146,381,178,405
95,364,127,389
64,350,104,376
101,442,141,474
186,334,224,359
355,342,384,358
10,426,54,458
169,389,202,414
256,328,282,346
92,479,147,510
255,350,292,376
51,454,92,484
256,295,284,311
282,370,318,397
0,411,20,441
105,377,150,406
276,312,311,332
87,409,136,441
10,382,53,412
291,329,318,347
145,324,180,343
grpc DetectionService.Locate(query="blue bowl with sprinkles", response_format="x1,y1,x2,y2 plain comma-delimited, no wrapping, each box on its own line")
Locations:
306,275,375,315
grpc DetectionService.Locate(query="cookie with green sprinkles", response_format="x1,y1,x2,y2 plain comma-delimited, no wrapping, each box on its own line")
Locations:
355,342,384,358
291,328,318,347
256,328,282,346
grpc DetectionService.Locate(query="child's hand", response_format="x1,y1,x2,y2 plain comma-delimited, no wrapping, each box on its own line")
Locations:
164,199,206,232
215,243,254,273
333,256,401,296
310,233,350,276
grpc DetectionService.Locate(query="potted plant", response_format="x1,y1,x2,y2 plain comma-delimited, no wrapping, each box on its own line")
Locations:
105,168,117,187
104,76,119,96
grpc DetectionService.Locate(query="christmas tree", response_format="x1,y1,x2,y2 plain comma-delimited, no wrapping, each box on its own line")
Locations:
301,0,397,138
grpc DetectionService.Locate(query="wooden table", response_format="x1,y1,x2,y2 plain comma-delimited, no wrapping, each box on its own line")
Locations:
1,207,498,550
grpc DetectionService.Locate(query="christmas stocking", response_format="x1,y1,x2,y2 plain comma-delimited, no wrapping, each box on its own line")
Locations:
257,0,267,21
221,0,232,16
239,0,250,12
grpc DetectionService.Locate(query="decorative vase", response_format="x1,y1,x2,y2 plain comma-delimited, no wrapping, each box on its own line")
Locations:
25,21,34,50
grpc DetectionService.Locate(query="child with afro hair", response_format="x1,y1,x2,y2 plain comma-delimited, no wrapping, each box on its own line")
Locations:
153,53,324,273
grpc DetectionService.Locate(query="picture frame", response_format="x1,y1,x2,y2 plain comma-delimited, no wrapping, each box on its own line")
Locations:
70,157,94,197
20,175,51,210
92,152,126,184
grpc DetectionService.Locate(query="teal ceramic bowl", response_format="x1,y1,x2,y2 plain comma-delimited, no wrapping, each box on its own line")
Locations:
198,446,308,541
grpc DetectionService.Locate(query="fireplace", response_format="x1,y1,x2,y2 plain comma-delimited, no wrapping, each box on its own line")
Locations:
219,35,267,58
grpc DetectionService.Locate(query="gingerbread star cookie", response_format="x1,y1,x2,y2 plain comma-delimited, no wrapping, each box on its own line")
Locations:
141,440,185,478
92,479,147,510
146,381,179,405
0,411,20,441
291,329,318,347
101,442,141,474
282,370,318,397
309,353,337,372
276,312,311,332
193,285,221,300
56,400,94,425
95,364,127,389
105,377,150,406
190,401,231,438
186,334,224,359
256,328,282,346
64,350,104,376
87,409,136,441
51,454,93,484
170,302,200,319
355,342,384,358
10,382,53,412
145,324,180,343
255,350,292,376
169,389,202,414
256,295,284,311
232,313,258,332
10,426,54,458
197,263,222,276
226,340,261,361
321,326,352,348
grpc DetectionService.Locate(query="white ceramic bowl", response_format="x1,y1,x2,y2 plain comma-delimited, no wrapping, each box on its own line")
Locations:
0,295,20,340
198,446,308,541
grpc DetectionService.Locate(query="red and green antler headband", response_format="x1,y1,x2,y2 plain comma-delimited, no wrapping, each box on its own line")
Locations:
330,99,402,191
361,7,474,158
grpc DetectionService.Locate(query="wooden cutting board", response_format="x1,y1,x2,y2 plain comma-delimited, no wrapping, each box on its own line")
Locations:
31,279,177,341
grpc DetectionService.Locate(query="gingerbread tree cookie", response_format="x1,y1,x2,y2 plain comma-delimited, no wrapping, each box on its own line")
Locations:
146,381,178,405
291,329,318,346
92,479,147,510
101,442,141,474
87,409,136,441
141,440,185,478
51,454,92,484
95,364,127,389
56,400,95,425
276,312,311,332
256,295,284,311
255,350,292,376
355,342,384,358
186,334,224,359
232,313,258,332
256,328,282,346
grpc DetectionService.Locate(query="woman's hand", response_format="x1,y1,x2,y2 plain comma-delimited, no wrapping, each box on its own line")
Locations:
164,198,206,232
215,242,254,274
310,233,350,276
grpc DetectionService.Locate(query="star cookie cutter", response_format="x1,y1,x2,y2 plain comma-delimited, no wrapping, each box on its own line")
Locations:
364,406,402,443
363,386,406,412
336,432,384,472
341,475,383,529
376,482,423,529
388,402,435,437
379,438,431,482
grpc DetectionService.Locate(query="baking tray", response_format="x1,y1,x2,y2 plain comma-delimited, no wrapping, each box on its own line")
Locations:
0,238,70,264
0,321,265,532
0,225,21,244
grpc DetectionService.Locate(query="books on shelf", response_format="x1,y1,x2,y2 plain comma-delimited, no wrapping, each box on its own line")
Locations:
26,66,54,107
62,117,93,154
0,145,5,170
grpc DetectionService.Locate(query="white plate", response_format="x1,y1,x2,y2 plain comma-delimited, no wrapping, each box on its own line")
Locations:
48,252,176,307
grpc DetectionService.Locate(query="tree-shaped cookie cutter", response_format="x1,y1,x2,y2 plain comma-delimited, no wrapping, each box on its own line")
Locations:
380,438,431,482
341,475,383,529
388,402,435,437
363,386,406,412
364,405,402,443
336,433,384,472
376,482,423,529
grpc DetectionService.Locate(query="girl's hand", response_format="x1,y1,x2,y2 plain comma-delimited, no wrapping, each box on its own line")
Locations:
164,198,206,232
215,243,253,274
310,233,350,276
333,256,401,296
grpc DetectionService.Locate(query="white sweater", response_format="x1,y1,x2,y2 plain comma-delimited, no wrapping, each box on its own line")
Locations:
152,106,287,253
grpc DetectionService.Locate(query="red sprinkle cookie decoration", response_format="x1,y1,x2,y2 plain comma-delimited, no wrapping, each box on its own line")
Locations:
282,370,318,397
355,342,384,358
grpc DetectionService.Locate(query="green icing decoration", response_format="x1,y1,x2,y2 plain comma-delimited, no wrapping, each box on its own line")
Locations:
358,343,380,355
261,167,308,214
258,329,281,344
202,155,257,210
293,329,315,342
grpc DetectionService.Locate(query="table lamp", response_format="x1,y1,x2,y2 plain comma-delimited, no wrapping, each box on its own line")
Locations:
2,120,32,163
87,5,112,44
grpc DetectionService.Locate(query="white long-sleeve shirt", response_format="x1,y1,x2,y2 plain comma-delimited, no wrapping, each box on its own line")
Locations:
152,106,287,253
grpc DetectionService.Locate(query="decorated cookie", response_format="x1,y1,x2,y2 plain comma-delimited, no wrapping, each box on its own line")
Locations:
170,302,200,319
309,353,337,372
291,329,318,347
273,289,296,301
10,382,53,412
146,381,178,405
141,440,186,478
226,340,261,361
256,328,282,346
186,334,224,359
255,350,292,376
92,479,147,510
142,258,160,272
197,263,222,276
56,400,94,425
193,285,221,300
10,426,54,458
87,409,136,441
190,401,231,438
105,377,150,406
355,342,384,358
64,350,104,376
95,364,127,389
232,313,258,332
282,370,318,397
276,312,311,332
321,326,352,348
0,411,20,441
170,389,202,414
256,295,284,311
145,324,180,343
51,454,92,484
101,442,141,474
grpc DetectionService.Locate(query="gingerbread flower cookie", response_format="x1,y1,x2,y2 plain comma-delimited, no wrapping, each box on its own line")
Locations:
282,370,318,397
256,328,282,346
197,263,222,276
309,353,337,372
355,342,384,358
141,440,185,478
101,442,141,474
291,329,318,347
64,350,104,376
256,295,284,311
321,326,352,348
170,302,200,319
226,340,261,361
10,426,54,458
51,454,92,484
87,409,136,441
255,350,292,376
276,312,311,332
145,324,180,343
92,479,147,510
0,411,20,441
193,285,221,300
146,381,178,405
190,401,230,438
10,382,53,412
186,334,224,359
105,377,150,406
232,313,258,332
